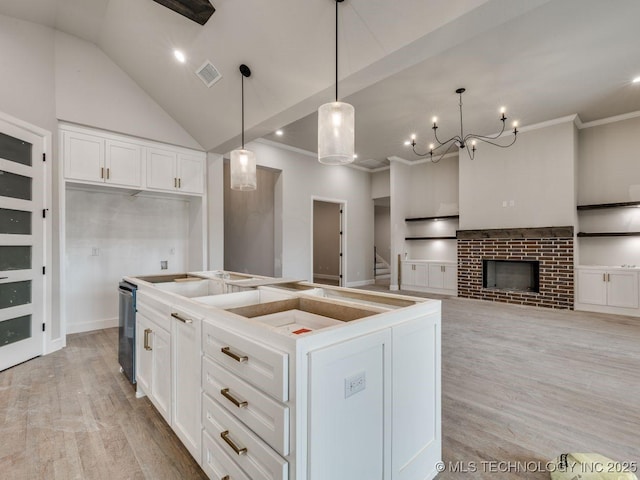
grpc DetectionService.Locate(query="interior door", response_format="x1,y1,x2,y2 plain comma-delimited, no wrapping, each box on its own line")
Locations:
0,123,44,371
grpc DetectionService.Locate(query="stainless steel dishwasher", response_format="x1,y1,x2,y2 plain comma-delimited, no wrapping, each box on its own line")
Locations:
118,280,137,384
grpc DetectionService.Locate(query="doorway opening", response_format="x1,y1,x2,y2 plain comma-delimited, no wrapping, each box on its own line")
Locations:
312,198,345,286
373,197,391,287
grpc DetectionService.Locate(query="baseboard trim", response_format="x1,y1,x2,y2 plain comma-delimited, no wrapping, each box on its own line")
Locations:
389,285,399,291
67,317,118,334
346,279,375,287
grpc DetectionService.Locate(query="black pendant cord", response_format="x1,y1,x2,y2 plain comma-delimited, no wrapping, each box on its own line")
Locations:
241,73,245,149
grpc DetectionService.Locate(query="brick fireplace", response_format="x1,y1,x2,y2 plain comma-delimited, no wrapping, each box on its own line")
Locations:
457,226,574,309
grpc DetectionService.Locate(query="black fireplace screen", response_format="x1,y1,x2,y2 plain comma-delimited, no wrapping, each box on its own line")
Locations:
483,260,540,292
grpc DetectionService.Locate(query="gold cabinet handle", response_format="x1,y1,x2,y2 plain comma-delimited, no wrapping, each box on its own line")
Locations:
178,177,182,188
221,388,248,408
101,167,104,179
221,346,248,363
607,273,610,282
171,312,193,324
174,177,177,188
144,328,152,351
603,273,606,282
220,430,247,456
106,168,110,179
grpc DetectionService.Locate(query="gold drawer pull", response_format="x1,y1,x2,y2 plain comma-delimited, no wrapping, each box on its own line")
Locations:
221,388,248,408
221,346,248,363
220,430,247,456
171,312,193,324
144,328,152,351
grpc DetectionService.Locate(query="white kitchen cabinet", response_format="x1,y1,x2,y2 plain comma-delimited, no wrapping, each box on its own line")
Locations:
577,268,638,309
402,262,428,289
136,311,172,424
63,130,143,188
403,261,457,295
171,306,203,464
146,148,205,194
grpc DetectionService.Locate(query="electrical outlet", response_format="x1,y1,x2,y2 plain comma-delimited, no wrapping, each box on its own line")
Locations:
345,371,366,399
160,260,168,270
91,247,99,256
509,200,515,207
170,247,175,255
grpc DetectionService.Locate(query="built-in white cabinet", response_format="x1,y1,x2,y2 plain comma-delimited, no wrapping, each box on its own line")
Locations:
171,306,203,464
576,267,639,311
61,124,205,195
147,148,204,195
402,261,457,295
63,131,143,188
136,311,172,424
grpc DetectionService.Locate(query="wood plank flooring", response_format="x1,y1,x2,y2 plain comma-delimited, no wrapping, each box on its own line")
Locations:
1,296,639,479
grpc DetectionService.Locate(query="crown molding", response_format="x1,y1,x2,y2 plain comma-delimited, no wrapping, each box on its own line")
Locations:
578,110,640,129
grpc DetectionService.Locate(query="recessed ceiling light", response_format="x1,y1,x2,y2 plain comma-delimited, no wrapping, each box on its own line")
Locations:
174,50,186,63
275,130,283,136
633,76,640,84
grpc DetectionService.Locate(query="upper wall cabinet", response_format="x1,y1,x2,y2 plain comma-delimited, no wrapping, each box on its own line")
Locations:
146,149,204,195
63,131,143,188
61,124,205,196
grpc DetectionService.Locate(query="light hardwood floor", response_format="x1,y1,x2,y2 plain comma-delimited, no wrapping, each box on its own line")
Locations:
1,296,638,479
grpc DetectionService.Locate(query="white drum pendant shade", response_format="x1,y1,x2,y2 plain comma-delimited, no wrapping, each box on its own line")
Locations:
230,149,257,191
318,101,355,165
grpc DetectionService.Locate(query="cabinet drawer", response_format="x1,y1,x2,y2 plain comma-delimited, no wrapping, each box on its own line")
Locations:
137,291,172,331
202,430,251,480
203,322,288,401
202,356,290,456
202,394,288,480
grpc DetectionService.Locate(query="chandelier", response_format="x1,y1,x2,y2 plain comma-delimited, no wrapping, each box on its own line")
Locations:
406,87,518,163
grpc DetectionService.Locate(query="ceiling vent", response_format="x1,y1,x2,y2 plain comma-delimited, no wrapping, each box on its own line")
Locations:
196,61,222,88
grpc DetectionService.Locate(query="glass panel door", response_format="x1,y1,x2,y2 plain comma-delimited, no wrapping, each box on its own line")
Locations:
0,121,43,372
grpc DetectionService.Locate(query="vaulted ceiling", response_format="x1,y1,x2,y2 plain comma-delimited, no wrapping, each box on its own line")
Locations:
1,0,639,169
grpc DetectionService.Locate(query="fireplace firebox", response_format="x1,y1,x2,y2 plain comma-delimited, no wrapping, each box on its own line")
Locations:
483,259,540,293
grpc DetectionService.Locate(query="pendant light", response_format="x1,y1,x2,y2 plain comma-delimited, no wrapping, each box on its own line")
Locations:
230,64,257,191
318,0,355,165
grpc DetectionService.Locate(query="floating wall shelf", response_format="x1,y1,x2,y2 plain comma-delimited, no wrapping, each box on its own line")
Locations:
405,236,457,241
577,201,640,211
405,215,459,222
577,232,640,238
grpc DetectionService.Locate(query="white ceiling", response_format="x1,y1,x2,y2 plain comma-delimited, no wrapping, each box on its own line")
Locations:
1,0,639,169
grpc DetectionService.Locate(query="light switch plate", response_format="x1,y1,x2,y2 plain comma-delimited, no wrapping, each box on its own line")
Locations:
345,371,366,398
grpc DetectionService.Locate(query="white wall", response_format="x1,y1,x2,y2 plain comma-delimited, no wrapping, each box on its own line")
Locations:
232,141,374,286
577,116,640,265
65,189,191,333
389,161,411,289
207,153,224,270
371,170,390,199
459,121,578,230
55,31,201,150
406,158,459,218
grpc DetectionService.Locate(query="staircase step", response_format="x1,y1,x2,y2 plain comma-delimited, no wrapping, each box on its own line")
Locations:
375,273,390,279
375,268,390,275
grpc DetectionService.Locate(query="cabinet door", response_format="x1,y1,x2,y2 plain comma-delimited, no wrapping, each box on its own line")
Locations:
135,314,153,396
607,271,639,308
415,264,428,287
401,263,414,287
577,270,607,306
428,264,444,289
171,309,202,463
63,131,104,183
443,264,457,291
177,154,204,194
151,325,172,424
105,139,143,188
308,329,391,480
147,148,177,191
392,314,441,480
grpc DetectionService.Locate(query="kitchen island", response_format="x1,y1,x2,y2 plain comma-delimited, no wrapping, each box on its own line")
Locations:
125,271,441,480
